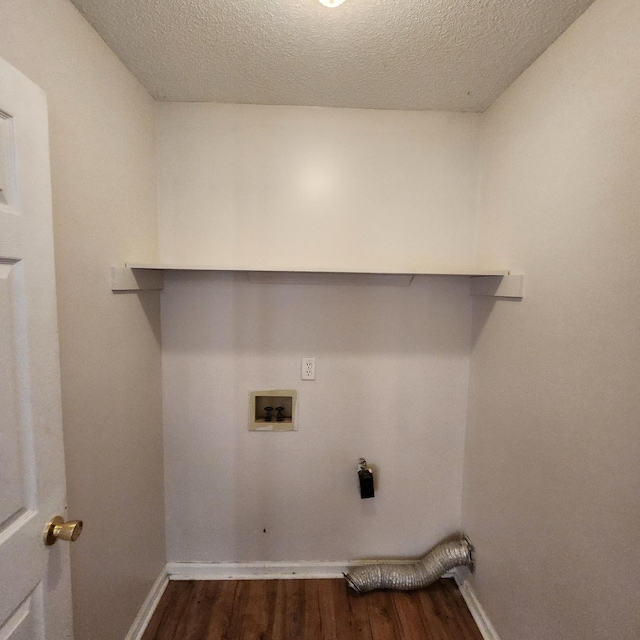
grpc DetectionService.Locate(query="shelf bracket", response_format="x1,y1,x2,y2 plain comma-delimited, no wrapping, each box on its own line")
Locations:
470,274,524,299
111,266,164,292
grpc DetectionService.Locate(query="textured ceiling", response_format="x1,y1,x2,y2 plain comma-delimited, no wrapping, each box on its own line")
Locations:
70,0,595,112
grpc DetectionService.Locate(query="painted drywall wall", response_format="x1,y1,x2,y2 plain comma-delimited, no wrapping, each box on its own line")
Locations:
156,104,482,272
464,0,640,638
0,2,165,639
162,273,471,562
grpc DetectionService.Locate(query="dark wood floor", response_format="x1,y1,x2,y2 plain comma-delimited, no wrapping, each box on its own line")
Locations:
141,578,483,640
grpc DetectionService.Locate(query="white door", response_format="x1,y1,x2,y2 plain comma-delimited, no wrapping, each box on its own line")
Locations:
0,58,74,638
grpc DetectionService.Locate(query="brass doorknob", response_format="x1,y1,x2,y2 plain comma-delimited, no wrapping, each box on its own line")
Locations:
44,516,83,546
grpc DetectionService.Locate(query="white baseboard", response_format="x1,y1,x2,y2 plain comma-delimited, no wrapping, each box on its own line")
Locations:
125,568,169,640
454,568,501,640
167,559,429,581
168,560,353,580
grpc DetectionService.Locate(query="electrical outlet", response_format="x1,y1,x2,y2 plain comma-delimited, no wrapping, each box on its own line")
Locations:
301,357,316,380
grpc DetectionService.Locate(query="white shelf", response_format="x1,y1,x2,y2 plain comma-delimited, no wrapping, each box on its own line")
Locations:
111,265,523,298
125,263,509,277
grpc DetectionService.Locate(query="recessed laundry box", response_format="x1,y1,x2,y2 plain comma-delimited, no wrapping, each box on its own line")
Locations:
249,390,297,431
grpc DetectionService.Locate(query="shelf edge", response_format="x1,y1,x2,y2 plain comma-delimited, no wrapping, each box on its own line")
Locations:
124,263,510,277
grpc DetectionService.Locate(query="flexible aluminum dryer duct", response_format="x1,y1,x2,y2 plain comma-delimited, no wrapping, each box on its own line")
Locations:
344,536,474,593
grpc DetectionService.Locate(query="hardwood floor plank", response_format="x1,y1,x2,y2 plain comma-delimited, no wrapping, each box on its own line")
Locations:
268,580,287,640
140,581,182,640
283,578,305,640
302,580,323,639
416,585,453,640
152,580,196,640
239,580,274,640
261,579,280,640
172,581,211,640
203,580,238,640
391,590,432,640
366,589,402,640
345,587,373,640
314,580,336,639
435,589,469,639
316,577,360,640
436,580,484,640
223,579,254,640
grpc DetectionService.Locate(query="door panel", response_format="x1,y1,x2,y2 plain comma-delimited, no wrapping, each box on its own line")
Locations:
0,587,43,640
0,262,29,529
0,57,73,639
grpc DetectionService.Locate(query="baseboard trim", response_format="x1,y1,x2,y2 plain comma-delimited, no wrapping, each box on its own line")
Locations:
167,559,435,581
125,568,169,640
454,568,501,640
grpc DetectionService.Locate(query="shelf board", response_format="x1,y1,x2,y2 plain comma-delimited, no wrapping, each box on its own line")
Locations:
113,265,522,297
125,263,509,277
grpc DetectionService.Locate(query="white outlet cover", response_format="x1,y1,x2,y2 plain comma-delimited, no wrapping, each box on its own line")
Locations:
301,357,315,380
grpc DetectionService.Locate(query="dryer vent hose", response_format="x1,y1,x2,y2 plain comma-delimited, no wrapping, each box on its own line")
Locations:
344,536,474,594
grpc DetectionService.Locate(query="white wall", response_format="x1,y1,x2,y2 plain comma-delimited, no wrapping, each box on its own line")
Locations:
464,0,640,638
156,104,482,272
162,273,471,562
0,2,165,640
156,80,483,569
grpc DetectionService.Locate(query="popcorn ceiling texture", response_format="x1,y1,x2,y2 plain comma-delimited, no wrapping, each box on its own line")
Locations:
70,0,595,111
